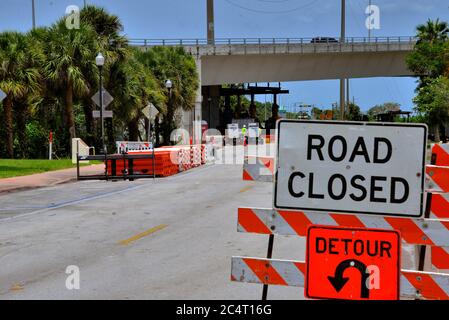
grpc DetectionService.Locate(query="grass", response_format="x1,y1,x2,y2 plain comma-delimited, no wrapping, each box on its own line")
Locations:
0,159,99,179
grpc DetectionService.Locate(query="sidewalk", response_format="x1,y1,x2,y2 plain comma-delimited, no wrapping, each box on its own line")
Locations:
0,164,105,194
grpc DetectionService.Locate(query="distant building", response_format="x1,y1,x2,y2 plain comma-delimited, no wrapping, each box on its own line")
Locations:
376,110,411,122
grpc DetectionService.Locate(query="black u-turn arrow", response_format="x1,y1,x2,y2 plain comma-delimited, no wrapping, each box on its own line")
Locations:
327,259,370,299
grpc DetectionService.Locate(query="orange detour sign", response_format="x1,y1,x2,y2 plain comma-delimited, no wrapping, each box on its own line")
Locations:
305,225,401,300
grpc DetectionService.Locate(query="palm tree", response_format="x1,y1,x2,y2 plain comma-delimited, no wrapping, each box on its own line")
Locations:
408,19,449,84
43,19,98,147
0,32,43,158
110,47,164,141
138,46,199,145
79,5,129,147
416,19,449,43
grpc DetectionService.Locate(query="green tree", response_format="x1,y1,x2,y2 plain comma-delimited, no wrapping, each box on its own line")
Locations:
43,19,98,149
346,102,363,121
367,102,401,120
414,76,449,141
79,5,129,147
112,47,164,142
311,106,322,119
408,19,449,141
416,19,448,43
407,19,449,83
0,32,43,158
138,46,199,145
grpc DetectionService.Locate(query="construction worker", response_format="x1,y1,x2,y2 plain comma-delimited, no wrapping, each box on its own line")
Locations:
242,125,247,146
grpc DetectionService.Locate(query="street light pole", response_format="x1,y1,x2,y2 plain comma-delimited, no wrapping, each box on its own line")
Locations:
368,0,372,40
96,53,106,154
165,79,173,143
340,0,346,120
99,66,105,153
207,0,215,45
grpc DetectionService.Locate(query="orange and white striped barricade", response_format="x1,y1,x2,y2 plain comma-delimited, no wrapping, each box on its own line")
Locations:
232,123,449,300
426,165,449,192
237,207,449,247
242,156,274,182
431,143,449,166
231,257,449,300
426,144,449,272
427,191,449,271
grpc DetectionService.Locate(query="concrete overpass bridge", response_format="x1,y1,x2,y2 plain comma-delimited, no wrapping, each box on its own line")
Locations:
131,36,416,84
130,36,417,140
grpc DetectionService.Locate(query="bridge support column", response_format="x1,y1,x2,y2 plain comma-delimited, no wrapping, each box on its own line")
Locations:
194,57,203,144
340,78,345,120
202,85,221,130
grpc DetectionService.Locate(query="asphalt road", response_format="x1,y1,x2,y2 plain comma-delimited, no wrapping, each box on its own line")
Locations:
0,155,308,299
0,142,419,300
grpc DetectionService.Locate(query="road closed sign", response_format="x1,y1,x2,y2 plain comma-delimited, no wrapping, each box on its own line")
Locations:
274,120,427,217
305,225,401,300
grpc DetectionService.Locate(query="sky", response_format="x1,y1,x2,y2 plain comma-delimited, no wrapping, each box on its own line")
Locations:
0,0,448,112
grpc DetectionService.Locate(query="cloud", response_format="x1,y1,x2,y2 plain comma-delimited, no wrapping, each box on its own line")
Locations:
409,3,436,13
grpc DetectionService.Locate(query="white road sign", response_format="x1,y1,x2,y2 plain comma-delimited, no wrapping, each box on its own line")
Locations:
92,110,113,118
274,120,427,217
227,123,240,139
0,89,6,103
248,123,259,138
142,103,159,120
91,88,114,108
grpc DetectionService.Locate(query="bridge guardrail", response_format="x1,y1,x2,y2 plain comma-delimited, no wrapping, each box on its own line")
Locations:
129,36,417,47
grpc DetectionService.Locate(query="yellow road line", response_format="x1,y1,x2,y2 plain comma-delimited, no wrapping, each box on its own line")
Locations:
118,224,167,246
239,186,253,193
10,283,24,291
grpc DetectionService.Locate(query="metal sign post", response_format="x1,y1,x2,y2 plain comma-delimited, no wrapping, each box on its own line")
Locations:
143,103,159,181
49,131,53,160
92,87,114,164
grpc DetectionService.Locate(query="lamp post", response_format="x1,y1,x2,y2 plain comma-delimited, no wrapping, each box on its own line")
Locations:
96,53,105,154
165,79,172,143
165,79,172,94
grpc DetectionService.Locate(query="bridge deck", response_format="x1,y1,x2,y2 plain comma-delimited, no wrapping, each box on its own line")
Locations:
131,37,416,56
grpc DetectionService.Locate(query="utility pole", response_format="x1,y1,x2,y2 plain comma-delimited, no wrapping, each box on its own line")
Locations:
207,0,215,44
339,0,346,120
368,0,372,40
346,78,350,109
31,0,36,29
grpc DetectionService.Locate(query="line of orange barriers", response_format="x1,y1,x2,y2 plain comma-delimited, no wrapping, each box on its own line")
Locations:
106,145,206,177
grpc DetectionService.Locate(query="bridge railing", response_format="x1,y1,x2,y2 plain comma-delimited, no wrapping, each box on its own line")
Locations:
129,36,417,47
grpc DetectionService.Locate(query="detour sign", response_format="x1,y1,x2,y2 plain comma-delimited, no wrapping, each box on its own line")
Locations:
305,225,400,300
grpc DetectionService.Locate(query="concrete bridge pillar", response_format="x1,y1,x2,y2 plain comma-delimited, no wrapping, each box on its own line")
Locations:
202,85,221,130
193,57,203,144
